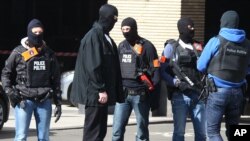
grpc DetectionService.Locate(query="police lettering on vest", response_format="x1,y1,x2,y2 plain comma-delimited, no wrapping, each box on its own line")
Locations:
121,54,132,63
26,54,51,88
33,61,46,70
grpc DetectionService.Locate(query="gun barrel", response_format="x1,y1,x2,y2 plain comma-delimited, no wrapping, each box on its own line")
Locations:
184,76,194,86
172,62,194,86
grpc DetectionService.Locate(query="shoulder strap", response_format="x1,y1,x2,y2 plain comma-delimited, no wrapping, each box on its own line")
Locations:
165,39,179,58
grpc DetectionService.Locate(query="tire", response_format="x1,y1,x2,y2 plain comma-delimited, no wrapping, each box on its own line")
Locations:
0,98,7,130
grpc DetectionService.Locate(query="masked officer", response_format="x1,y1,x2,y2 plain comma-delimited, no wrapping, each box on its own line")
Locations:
112,17,159,141
160,17,206,141
197,10,250,141
1,19,62,141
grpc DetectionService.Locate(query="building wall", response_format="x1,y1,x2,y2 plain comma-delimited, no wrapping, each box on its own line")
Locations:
108,0,205,56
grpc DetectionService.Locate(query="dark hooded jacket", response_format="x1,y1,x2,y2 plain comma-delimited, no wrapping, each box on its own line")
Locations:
70,22,125,106
197,10,250,87
1,37,61,99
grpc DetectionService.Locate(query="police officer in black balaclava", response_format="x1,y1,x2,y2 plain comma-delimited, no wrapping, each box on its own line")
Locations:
112,17,159,141
121,17,139,45
1,18,62,141
27,19,44,47
160,17,206,141
177,17,195,44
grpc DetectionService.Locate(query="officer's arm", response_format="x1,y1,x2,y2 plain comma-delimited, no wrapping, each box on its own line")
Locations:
197,37,220,73
1,50,18,91
159,44,176,87
145,42,160,76
50,55,62,106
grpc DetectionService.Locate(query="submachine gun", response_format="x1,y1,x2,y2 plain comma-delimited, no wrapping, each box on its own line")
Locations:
171,62,194,87
171,61,209,102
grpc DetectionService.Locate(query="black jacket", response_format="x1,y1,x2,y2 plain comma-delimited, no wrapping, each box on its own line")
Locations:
1,37,61,98
70,22,125,106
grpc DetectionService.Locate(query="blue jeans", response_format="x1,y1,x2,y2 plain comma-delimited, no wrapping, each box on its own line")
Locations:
206,87,243,141
14,99,52,141
112,94,150,141
171,90,206,141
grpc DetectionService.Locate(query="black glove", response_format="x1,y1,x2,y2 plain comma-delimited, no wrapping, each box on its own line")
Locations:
5,88,22,108
54,105,62,123
52,89,62,106
177,82,190,91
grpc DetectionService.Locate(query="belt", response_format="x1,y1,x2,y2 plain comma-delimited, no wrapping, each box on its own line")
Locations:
23,92,51,102
126,88,146,95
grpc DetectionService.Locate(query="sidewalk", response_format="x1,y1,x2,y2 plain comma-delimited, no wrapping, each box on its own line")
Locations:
4,104,172,130
5,104,250,130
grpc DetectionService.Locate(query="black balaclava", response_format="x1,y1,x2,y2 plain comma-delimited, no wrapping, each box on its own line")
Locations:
27,19,44,47
98,4,118,34
177,17,195,44
121,17,139,44
220,10,239,29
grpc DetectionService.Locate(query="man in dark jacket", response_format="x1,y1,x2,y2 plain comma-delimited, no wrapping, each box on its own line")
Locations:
197,10,250,141
70,4,125,141
1,19,62,141
112,17,159,141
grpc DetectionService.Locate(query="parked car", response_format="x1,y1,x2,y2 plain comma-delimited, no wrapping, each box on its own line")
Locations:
60,70,75,106
60,70,115,113
0,84,10,130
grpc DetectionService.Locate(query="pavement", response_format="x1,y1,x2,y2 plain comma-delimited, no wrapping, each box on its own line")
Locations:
4,104,250,130
4,104,172,130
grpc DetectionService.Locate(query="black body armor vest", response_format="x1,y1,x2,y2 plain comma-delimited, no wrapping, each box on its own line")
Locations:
119,41,139,79
172,44,202,85
207,36,250,82
26,54,51,87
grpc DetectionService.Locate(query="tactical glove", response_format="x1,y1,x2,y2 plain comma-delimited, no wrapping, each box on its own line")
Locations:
52,89,62,106
54,105,62,123
52,89,62,123
5,88,22,108
175,81,190,91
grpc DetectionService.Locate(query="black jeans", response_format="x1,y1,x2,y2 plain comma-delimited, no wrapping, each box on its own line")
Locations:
83,105,108,141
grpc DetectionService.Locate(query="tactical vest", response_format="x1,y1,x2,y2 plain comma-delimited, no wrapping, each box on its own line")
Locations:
174,43,202,85
16,47,53,88
26,54,51,87
207,36,250,82
119,41,139,79
165,39,203,85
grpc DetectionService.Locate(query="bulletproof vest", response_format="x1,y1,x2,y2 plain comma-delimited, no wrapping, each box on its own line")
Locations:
119,41,139,79
26,54,51,87
166,39,202,85
175,44,201,84
207,36,250,82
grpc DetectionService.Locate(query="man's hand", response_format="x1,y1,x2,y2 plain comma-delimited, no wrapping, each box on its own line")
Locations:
177,82,190,91
54,105,62,123
5,88,22,108
98,91,108,104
